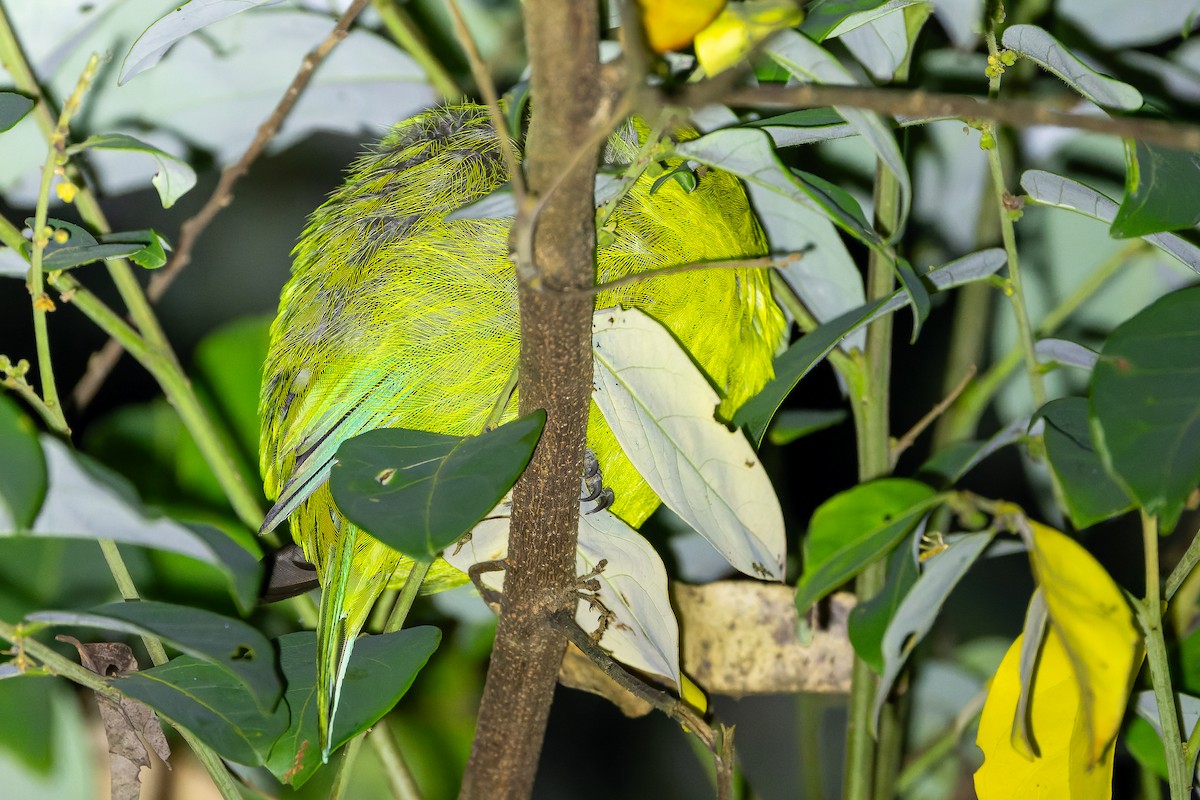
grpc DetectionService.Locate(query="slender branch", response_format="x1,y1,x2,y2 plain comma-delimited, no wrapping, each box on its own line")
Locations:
948,211,1144,439
370,722,424,800
329,731,368,800
71,0,373,408
582,253,796,296
49,272,265,531
1165,523,1200,602
25,52,104,435
982,33,1044,413
595,108,674,229
372,0,463,101
446,0,524,201
714,84,1200,151
547,610,715,750
96,539,169,665
0,620,122,699
844,162,902,800
890,365,976,467
1139,511,1190,800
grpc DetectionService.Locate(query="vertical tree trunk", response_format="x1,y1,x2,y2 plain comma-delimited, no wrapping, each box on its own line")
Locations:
458,3,601,798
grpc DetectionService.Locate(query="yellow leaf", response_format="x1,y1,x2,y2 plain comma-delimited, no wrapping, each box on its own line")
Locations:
1029,522,1139,764
693,0,804,76
975,630,1116,799
639,0,727,53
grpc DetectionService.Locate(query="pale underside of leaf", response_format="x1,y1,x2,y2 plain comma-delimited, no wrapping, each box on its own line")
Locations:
591,307,786,580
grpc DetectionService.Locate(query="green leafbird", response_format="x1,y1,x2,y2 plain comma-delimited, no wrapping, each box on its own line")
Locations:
259,103,786,756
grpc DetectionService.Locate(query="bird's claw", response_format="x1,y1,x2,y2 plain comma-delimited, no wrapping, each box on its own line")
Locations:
581,449,615,514
575,559,615,641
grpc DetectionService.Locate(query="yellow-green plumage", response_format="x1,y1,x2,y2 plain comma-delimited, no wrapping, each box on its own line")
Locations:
259,104,785,755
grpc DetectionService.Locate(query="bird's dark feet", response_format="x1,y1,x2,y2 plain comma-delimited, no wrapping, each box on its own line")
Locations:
581,449,615,515
575,559,615,641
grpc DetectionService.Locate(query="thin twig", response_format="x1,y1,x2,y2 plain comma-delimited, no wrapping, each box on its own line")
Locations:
372,0,463,101
716,725,736,800
446,0,524,200
71,0,373,408
890,365,977,468
26,52,104,435
714,84,1200,152
547,610,718,753
581,253,799,297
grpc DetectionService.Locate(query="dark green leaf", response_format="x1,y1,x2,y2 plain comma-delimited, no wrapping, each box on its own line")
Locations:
1125,716,1169,781
26,219,169,271
767,408,847,446
748,108,846,129
801,0,891,40
1090,286,1200,531
118,655,287,765
734,299,890,446
0,91,33,133
896,258,930,341
29,601,281,709
796,478,940,614
919,418,1027,487
738,249,1006,446
265,628,440,787
791,167,880,245
103,229,169,269
330,412,545,558
848,539,919,674
1038,397,1134,529
1112,141,1200,238
0,394,46,529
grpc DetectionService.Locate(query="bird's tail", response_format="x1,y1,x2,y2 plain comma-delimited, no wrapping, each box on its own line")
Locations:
313,509,392,762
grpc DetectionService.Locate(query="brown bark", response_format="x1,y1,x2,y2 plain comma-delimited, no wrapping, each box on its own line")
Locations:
457,2,601,798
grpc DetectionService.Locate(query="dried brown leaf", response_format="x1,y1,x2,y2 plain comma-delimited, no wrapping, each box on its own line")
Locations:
58,635,171,800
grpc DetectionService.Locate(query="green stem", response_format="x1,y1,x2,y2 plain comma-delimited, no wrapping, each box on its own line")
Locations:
949,239,1142,440
1165,523,1200,603
24,52,104,435
97,539,170,665
344,558,431,797
372,0,463,101
384,558,432,633
0,210,25,251
0,619,122,698
982,30,1044,412
844,165,901,800
176,730,244,800
330,728,368,800
370,722,424,800
1140,511,1190,800
894,726,957,794
49,272,265,531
